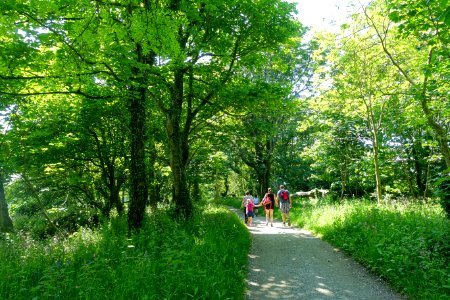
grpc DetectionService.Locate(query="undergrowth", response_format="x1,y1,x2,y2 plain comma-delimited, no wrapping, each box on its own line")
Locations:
0,205,250,299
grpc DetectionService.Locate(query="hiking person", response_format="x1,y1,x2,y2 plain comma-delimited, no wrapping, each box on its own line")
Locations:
241,191,253,224
246,197,255,227
277,185,292,226
253,194,259,216
261,188,276,227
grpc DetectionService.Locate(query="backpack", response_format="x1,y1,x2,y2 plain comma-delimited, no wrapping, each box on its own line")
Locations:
261,194,271,206
280,190,289,201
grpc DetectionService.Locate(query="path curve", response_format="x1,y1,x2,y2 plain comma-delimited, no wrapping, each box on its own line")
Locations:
230,207,406,300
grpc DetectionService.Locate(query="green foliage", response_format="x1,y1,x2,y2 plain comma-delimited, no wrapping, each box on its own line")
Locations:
0,206,250,299
292,199,449,299
1,0,303,226
219,196,242,209
436,175,450,219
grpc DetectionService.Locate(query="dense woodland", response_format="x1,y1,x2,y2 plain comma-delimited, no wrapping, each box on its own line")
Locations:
0,1,449,299
0,0,449,234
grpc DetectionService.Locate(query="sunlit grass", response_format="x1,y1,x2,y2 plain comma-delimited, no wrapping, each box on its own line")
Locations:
0,205,250,299
291,198,449,299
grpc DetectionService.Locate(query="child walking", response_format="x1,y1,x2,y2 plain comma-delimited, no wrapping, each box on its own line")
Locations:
246,197,255,226
241,191,254,224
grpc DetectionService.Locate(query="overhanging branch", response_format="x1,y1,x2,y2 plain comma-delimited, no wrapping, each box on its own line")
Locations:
0,89,113,99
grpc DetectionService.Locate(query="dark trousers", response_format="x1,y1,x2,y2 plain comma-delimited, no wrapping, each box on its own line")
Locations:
243,208,248,224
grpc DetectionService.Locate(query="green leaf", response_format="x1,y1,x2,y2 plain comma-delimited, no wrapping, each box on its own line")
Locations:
407,9,417,17
388,11,400,22
443,7,450,27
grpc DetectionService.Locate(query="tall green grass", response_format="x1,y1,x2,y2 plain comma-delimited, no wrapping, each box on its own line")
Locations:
292,198,449,299
220,197,242,209
0,206,250,299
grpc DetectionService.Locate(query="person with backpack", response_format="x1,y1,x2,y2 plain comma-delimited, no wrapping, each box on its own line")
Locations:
277,185,292,227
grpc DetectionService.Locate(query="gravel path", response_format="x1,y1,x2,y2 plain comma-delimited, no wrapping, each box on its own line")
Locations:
230,207,406,300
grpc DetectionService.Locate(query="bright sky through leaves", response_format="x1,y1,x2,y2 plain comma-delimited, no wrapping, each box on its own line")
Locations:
293,0,371,32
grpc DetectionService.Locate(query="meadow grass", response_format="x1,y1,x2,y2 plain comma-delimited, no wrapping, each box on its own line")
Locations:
0,205,250,299
291,198,449,299
220,197,242,209
221,195,449,298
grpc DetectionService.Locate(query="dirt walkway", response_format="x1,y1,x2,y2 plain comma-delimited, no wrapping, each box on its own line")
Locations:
230,207,406,300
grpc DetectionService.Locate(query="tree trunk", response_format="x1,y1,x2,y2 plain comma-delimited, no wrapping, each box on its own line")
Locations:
147,137,159,211
166,69,193,219
0,172,14,232
340,169,347,199
127,85,148,230
127,35,156,229
256,138,274,197
372,131,382,203
256,167,270,199
365,96,382,203
419,48,450,169
420,96,450,169
169,144,191,219
260,163,271,197
411,144,426,196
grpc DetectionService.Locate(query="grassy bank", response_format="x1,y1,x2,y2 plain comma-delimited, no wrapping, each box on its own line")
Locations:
292,198,449,299
0,205,250,299
221,195,449,299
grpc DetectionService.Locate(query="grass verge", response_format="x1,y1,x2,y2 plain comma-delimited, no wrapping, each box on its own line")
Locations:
0,205,250,299
291,198,449,299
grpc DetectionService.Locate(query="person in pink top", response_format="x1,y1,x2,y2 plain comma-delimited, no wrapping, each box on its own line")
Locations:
246,197,255,226
241,191,254,224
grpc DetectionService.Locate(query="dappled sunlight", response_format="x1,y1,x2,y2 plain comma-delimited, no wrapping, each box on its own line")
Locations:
247,215,315,239
238,209,406,300
245,252,380,299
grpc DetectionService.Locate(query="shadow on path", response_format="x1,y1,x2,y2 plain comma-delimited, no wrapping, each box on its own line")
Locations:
229,207,406,300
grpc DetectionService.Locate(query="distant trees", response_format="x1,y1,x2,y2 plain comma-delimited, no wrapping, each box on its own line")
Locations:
301,0,449,207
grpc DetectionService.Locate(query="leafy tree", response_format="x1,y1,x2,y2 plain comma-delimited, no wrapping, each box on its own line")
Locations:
367,0,450,169
301,106,367,198
0,0,301,228
153,0,301,219
229,82,290,197
0,103,14,232
0,164,13,232
221,35,314,197
312,23,404,202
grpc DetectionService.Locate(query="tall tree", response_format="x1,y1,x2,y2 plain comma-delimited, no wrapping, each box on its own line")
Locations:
0,0,301,227
0,160,14,232
367,0,450,169
314,29,402,202
0,1,159,229
149,0,301,218
223,35,313,197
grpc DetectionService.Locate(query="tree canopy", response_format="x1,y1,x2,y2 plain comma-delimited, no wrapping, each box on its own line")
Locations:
1,0,449,233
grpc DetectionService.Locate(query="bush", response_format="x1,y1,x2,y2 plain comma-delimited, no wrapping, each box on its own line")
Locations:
436,176,450,219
